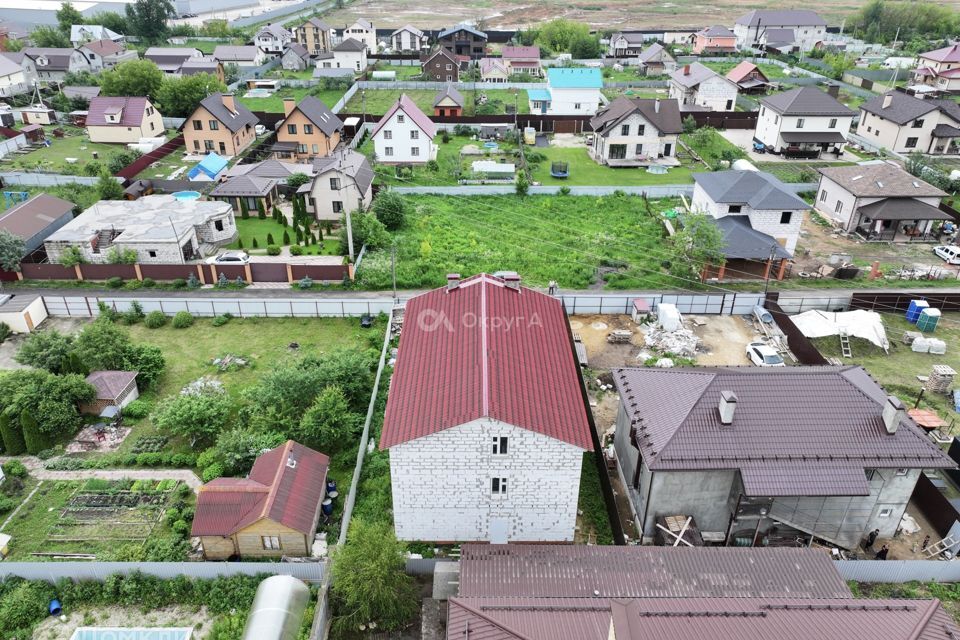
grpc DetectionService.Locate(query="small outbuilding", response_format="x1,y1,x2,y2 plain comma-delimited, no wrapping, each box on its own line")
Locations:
81,370,139,415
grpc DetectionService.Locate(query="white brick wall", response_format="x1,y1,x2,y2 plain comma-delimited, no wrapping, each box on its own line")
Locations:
373,107,435,164
691,182,805,254
669,75,737,112
755,107,852,152
389,418,584,542
592,112,678,162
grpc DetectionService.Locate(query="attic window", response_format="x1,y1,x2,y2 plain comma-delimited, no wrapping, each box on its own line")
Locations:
913,181,920,188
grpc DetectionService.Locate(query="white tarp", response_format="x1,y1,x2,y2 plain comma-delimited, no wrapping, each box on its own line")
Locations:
657,303,683,332
791,309,890,351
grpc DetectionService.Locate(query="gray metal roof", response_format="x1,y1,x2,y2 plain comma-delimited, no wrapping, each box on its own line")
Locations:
433,84,464,107
859,92,939,125
209,175,277,197
818,162,947,198
312,149,373,194
694,170,809,210
213,45,259,61
286,95,343,136
333,37,366,52
197,93,258,134
761,27,795,44
439,23,487,39
760,87,854,116
611,366,956,488
735,9,826,27
857,198,953,222
698,25,735,37
637,43,673,64
459,545,852,599
670,62,729,89
712,215,793,260
779,131,847,143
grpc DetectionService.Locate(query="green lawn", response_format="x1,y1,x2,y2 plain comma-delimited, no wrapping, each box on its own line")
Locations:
754,161,855,184
227,217,340,255
355,193,684,290
602,87,669,101
268,68,318,80
0,128,134,175
236,85,350,113
180,39,237,54
369,63,423,80
810,312,960,425
701,61,791,80
529,146,694,186
360,134,518,186
134,145,187,180
344,88,529,116
120,317,370,455
681,128,746,168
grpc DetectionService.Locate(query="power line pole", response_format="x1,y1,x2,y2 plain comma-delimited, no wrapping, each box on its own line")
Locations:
391,243,397,302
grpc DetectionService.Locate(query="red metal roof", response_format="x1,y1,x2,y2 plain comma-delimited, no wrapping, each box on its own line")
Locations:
380,274,592,450
191,440,329,537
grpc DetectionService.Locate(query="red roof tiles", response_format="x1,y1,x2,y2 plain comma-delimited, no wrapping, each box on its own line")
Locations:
380,274,591,450
191,440,329,537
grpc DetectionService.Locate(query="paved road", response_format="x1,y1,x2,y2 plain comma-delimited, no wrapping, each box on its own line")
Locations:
0,456,202,490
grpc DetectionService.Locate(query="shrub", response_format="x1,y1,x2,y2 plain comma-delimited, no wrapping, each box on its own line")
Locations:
266,244,281,256
251,238,259,249
282,230,291,245
172,311,194,329
0,496,17,513
211,314,231,327
141,277,156,288
121,301,145,325
130,435,167,453
372,191,408,230
106,276,124,289
0,322,10,344
171,278,187,289
2,459,28,478
441,131,451,143
289,244,304,256
559,186,571,196
266,233,275,245
36,446,64,460
202,463,224,482
123,399,152,420
298,276,313,289
186,273,200,289
144,311,167,328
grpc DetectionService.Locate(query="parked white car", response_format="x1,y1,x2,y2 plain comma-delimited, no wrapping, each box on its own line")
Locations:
934,245,960,265
206,251,250,265
745,342,785,367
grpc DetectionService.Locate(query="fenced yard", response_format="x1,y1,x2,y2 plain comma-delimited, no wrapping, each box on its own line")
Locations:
236,85,350,113
0,125,137,175
343,88,530,116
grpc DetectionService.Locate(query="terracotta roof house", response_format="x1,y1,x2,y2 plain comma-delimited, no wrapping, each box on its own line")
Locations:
438,23,487,59
611,366,955,549
857,90,960,155
692,26,737,54
77,39,136,71
636,43,675,76
501,45,541,77
816,161,951,240
726,60,770,93
381,273,592,543
303,148,374,222
192,440,330,559
185,93,258,157
754,86,855,156
391,25,427,53
734,9,826,52
433,84,464,117
913,44,960,93
0,193,75,254
589,97,682,167
81,370,139,414
421,47,460,82
274,96,343,162
371,94,437,164
144,47,203,74
668,62,738,112
85,96,164,144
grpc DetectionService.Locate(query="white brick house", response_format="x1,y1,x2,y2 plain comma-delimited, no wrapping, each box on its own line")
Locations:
754,87,854,156
381,273,593,543
668,63,738,112
733,9,826,53
371,94,437,163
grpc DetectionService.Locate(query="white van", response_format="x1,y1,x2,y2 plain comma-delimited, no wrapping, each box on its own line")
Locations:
934,245,960,265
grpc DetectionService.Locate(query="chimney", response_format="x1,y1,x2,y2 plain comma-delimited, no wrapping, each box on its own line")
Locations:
718,390,737,426
504,273,521,291
881,395,905,434
446,273,460,291
283,97,296,117
221,93,236,113
654,98,660,113
826,83,840,99
286,455,297,469
683,64,690,76
881,93,893,109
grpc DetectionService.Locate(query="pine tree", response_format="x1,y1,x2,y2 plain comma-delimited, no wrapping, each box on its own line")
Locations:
296,229,303,243
272,206,282,221
240,199,249,220
252,238,259,248
283,230,291,245
0,413,25,455
267,233,275,245
237,238,244,249
257,201,266,220
21,411,51,455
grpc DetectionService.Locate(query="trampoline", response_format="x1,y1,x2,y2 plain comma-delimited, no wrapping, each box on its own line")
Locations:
550,161,569,178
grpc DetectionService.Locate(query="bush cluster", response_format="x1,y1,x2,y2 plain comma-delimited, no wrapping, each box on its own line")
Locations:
44,452,196,470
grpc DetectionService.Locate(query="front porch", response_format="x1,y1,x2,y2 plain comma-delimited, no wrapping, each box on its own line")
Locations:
853,198,954,243
777,131,847,158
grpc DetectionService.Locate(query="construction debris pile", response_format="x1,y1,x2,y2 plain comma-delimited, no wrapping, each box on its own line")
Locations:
639,303,701,359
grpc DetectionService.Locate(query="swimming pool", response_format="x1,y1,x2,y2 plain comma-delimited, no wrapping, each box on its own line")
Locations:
243,88,272,98
70,627,193,640
172,191,201,201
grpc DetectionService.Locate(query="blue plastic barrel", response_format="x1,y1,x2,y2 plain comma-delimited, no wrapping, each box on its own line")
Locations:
326,479,337,494
49,599,62,616
321,498,333,516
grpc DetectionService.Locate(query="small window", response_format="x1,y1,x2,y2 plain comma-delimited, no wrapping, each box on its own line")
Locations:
149,122,155,131
829,118,837,128
867,126,872,132
638,124,645,135
913,119,924,128
896,468,908,476
635,144,643,155
384,130,392,139
574,103,581,110
192,120,202,130
261,536,281,550
446,63,452,70
492,436,508,454
879,508,892,518
410,130,419,140
491,477,507,495
411,147,420,156
728,205,742,213
620,124,630,136
215,220,224,231
332,201,343,213
397,114,405,123
796,118,805,128
330,177,341,190
209,120,219,131
204,140,214,151
780,211,792,224
385,146,393,156
774,114,779,124
312,144,319,153
834,200,843,213
148,250,157,258
819,189,827,202
304,124,314,134
287,124,297,135
905,137,918,149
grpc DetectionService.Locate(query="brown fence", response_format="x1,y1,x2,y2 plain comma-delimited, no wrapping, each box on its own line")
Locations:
250,262,288,282
115,135,186,182
851,292,960,314
765,295,830,365
912,472,960,538
139,264,201,281
81,264,138,280
20,263,76,280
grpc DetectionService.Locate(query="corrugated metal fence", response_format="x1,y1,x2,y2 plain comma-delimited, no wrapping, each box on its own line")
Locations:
559,292,765,315
0,561,326,582
44,295,397,318
835,560,960,583
0,172,102,187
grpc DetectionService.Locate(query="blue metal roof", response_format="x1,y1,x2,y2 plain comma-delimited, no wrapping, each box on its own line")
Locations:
527,88,552,102
547,67,603,89
188,153,229,180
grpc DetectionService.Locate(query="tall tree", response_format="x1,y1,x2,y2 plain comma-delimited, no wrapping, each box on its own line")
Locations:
14,329,74,373
97,171,125,200
56,2,85,36
155,73,226,118
125,0,175,44
89,11,130,36
99,59,164,98
30,25,71,48
0,230,24,272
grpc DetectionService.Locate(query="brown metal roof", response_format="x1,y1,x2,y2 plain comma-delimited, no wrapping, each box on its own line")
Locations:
611,366,955,492
0,193,74,240
448,597,958,640
818,162,947,198
459,545,851,599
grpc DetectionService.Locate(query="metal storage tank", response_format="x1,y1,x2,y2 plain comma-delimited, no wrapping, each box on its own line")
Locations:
241,575,311,640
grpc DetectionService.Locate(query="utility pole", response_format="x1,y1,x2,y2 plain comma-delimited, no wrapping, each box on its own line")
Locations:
763,244,777,296
345,209,355,261
391,243,397,302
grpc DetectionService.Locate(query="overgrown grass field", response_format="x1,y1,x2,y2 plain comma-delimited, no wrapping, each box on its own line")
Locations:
343,88,530,115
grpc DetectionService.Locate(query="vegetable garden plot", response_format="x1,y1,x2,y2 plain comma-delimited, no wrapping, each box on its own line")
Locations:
45,484,177,544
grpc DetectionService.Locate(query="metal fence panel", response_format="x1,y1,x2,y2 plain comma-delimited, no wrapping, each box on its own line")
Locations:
0,561,325,583
834,560,960,583
43,296,397,318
